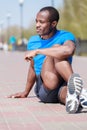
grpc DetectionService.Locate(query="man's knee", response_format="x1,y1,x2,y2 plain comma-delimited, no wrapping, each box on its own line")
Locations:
41,71,59,90
55,60,67,71
53,44,60,48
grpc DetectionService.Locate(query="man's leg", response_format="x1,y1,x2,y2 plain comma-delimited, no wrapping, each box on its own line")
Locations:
41,56,63,90
41,56,83,113
54,58,83,113
41,56,73,104
54,59,73,82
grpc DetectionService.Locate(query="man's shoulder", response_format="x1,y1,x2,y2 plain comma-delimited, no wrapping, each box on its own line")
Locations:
58,30,74,35
29,35,40,42
56,30,76,44
58,30,76,39
27,35,41,50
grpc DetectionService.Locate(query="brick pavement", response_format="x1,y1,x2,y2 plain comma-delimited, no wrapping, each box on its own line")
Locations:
0,51,87,130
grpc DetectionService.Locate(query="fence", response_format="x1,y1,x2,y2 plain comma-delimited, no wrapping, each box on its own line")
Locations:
75,39,87,56
15,39,87,55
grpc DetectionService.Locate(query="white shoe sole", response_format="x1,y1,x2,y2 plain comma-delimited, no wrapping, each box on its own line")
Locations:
80,98,87,109
66,73,83,113
80,91,87,109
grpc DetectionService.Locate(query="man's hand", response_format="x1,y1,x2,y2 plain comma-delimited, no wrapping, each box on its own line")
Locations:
8,91,28,98
25,50,38,61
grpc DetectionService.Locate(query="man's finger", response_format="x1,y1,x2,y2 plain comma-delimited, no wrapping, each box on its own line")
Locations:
25,56,33,60
7,93,20,98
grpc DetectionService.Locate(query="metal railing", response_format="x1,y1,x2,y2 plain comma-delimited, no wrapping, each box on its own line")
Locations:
75,39,87,56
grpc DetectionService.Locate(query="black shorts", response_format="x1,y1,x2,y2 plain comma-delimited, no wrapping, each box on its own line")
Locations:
34,75,66,103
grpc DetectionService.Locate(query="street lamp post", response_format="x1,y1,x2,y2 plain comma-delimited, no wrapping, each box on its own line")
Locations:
0,21,4,43
51,0,54,7
19,0,24,44
7,13,11,45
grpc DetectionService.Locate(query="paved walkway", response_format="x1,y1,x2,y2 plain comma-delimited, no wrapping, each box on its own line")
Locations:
0,51,87,130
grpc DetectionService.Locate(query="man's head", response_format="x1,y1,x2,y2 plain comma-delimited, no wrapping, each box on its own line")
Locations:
39,6,59,23
36,6,60,39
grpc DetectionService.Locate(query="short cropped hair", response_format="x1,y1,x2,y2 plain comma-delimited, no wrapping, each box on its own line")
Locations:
39,6,59,22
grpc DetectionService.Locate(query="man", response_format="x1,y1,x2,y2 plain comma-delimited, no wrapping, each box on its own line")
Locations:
9,6,87,113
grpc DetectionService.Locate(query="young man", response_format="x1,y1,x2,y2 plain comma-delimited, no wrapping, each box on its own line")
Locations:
9,6,87,113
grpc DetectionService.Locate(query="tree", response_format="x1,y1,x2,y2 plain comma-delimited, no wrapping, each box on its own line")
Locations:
58,0,87,39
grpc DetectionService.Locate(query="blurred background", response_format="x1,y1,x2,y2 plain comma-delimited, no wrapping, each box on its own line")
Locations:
0,0,87,55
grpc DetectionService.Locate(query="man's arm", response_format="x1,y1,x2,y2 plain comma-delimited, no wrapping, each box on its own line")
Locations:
25,40,75,61
24,59,36,95
8,59,36,98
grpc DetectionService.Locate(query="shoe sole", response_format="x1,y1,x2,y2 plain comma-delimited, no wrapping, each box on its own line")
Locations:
80,98,87,109
68,73,83,95
66,73,83,113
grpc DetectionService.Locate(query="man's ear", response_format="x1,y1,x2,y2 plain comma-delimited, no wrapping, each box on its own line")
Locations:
51,21,58,28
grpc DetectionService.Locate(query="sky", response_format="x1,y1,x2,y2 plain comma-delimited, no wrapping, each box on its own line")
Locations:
0,0,64,29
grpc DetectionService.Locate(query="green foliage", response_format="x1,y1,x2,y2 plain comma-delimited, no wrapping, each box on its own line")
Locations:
3,24,36,43
23,24,36,40
3,1,87,42
58,0,87,39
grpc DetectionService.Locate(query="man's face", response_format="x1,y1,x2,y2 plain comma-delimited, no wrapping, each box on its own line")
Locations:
36,11,53,37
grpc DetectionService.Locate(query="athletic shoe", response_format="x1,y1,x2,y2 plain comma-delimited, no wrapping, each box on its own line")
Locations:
80,88,87,109
66,73,83,114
